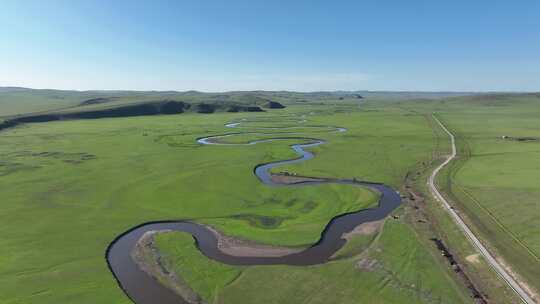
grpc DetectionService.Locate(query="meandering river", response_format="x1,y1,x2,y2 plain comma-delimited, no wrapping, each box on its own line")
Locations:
106,118,401,304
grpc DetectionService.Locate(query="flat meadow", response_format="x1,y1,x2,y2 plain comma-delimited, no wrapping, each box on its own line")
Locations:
0,101,472,303
436,95,540,291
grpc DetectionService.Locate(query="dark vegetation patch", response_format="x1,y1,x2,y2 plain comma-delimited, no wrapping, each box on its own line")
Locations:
501,135,539,142
431,238,488,303
0,95,271,132
0,101,189,130
262,101,286,109
161,101,191,114
284,198,298,208
227,105,265,112
0,150,95,176
15,114,61,123
0,161,40,176
47,152,96,164
513,137,538,142
0,120,18,130
300,201,318,213
196,103,264,113
196,103,218,113
231,214,290,229
73,100,188,118
3,150,97,165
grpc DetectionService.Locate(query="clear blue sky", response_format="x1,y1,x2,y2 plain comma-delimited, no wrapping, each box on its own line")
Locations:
1,0,539,92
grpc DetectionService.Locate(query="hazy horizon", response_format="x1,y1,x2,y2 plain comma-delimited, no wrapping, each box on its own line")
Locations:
1,85,539,94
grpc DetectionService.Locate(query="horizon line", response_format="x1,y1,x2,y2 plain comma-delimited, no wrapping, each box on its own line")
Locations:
1,86,539,94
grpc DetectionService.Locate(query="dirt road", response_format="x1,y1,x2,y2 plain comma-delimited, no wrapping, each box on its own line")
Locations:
430,114,535,304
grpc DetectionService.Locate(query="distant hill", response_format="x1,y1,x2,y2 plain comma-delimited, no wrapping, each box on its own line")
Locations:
0,86,514,119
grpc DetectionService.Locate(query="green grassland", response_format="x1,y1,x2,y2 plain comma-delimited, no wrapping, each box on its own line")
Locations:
398,94,540,295
269,107,437,188
438,95,540,292
0,97,476,303
153,219,468,304
6,90,536,303
200,182,378,246
407,123,520,303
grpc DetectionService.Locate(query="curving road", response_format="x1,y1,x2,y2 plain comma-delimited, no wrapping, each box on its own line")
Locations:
430,114,535,304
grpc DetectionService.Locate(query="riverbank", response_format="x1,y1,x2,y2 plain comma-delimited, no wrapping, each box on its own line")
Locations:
131,231,204,304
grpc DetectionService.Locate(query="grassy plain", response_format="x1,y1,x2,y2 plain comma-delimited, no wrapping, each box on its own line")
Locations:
0,99,472,303
154,219,468,304
439,96,540,293
399,94,540,296
270,106,437,188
